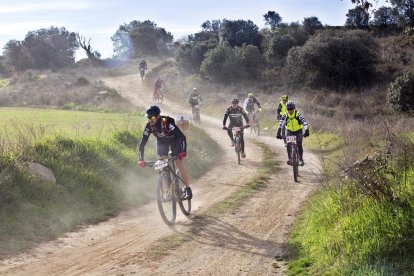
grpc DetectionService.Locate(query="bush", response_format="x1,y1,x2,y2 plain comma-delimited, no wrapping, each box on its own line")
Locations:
200,43,263,82
175,39,218,73
387,70,414,113
286,29,378,89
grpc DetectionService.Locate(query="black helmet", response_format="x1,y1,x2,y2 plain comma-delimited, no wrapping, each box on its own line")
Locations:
145,105,161,118
231,98,239,104
286,101,295,110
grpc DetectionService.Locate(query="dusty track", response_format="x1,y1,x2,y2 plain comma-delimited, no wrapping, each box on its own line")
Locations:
0,74,321,275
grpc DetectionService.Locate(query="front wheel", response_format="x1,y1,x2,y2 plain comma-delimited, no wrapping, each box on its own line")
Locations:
292,146,299,182
156,172,176,225
175,170,191,216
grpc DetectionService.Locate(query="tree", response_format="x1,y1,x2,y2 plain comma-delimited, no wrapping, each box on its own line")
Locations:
220,19,262,47
175,39,218,73
303,17,323,35
371,6,398,27
390,0,414,27
263,11,282,30
3,26,78,70
346,6,370,28
387,70,414,113
286,29,377,89
77,34,101,60
111,20,173,58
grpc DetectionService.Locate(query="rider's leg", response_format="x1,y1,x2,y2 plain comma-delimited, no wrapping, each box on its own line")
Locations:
172,138,190,187
297,130,304,161
286,130,293,159
240,131,245,153
227,127,234,142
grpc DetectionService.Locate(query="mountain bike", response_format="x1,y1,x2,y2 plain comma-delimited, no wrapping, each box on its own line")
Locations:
224,125,249,165
249,110,260,136
191,104,201,126
286,135,303,182
153,88,163,104
139,68,146,82
145,155,191,225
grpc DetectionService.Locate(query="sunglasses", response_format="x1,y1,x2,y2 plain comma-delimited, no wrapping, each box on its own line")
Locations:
147,115,157,120
287,108,294,111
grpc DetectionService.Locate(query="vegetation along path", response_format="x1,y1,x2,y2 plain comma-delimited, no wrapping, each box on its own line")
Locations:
0,73,321,275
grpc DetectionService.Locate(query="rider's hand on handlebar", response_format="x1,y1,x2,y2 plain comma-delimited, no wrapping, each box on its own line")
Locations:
245,124,250,128
178,152,187,160
138,160,146,168
304,129,310,137
222,126,227,130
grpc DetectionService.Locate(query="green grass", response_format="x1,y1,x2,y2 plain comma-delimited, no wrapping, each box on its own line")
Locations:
0,108,221,258
288,134,414,275
0,107,141,139
0,78,11,88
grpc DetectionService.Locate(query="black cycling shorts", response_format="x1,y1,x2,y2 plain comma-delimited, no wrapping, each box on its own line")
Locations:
156,138,185,157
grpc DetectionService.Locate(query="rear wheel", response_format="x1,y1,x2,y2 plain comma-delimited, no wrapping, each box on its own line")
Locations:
156,172,176,225
292,147,299,182
175,170,191,216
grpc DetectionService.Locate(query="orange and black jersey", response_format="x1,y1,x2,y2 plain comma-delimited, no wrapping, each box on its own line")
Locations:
138,116,186,160
223,106,249,127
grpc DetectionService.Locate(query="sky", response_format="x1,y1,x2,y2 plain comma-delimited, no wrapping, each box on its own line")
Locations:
0,0,390,60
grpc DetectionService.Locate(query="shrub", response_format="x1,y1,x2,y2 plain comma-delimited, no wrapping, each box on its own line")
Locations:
286,29,378,89
387,70,414,113
175,39,218,73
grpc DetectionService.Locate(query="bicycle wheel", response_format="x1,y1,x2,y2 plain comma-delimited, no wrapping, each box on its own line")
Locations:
175,170,191,216
292,146,299,182
156,171,176,225
235,136,241,165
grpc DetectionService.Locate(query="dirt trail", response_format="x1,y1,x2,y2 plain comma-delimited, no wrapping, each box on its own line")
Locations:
0,74,321,275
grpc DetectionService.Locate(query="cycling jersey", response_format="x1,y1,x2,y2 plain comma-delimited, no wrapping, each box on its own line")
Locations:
277,101,287,117
243,97,261,112
139,60,147,69
138,116,186,160
189,93,202,106
223,106,250,127
278,110,308,132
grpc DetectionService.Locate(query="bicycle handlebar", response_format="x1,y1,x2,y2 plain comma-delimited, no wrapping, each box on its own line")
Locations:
223,125,249,131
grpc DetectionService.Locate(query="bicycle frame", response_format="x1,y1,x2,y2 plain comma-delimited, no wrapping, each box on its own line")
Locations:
224,126,248,165
286,135,300,182
145,157,191,225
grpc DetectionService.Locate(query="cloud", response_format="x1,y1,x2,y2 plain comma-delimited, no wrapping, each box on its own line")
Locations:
0,0,93,14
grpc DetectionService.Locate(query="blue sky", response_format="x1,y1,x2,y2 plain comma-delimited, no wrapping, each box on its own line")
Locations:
0,0,389,59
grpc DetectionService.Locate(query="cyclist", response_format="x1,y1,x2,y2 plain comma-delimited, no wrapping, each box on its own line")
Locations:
276,95,289,146
137,105,192,199
243,92,262,115
276,101,309,166
153,77,165,99
223,98,250,158
188,87,202,108
138,58,147,71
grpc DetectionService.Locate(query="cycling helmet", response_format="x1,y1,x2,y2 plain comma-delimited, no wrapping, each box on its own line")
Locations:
248,93,254,98
145,105,161,118
282,95,288,100
286,101,295,110
231,98,239,104
193,87,198,91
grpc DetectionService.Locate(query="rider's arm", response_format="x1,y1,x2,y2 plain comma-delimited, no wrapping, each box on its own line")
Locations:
242,109,250,124
167,118,187,151
277,103,282,115
254,97,262,108
298,113,309,130
243,99,248,110
223,108,230,126
278,114,287,129
138,124,151,160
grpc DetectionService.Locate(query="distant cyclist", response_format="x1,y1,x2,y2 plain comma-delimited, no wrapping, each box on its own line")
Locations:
137,105,192,199
188,87,202,108
277,95,289,146
223,98,250,158
243,93,262,114
153,77,166,98
276,101,309,166
138,58,147,71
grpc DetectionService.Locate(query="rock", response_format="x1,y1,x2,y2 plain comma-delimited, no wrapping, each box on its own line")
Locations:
27,162,56,183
